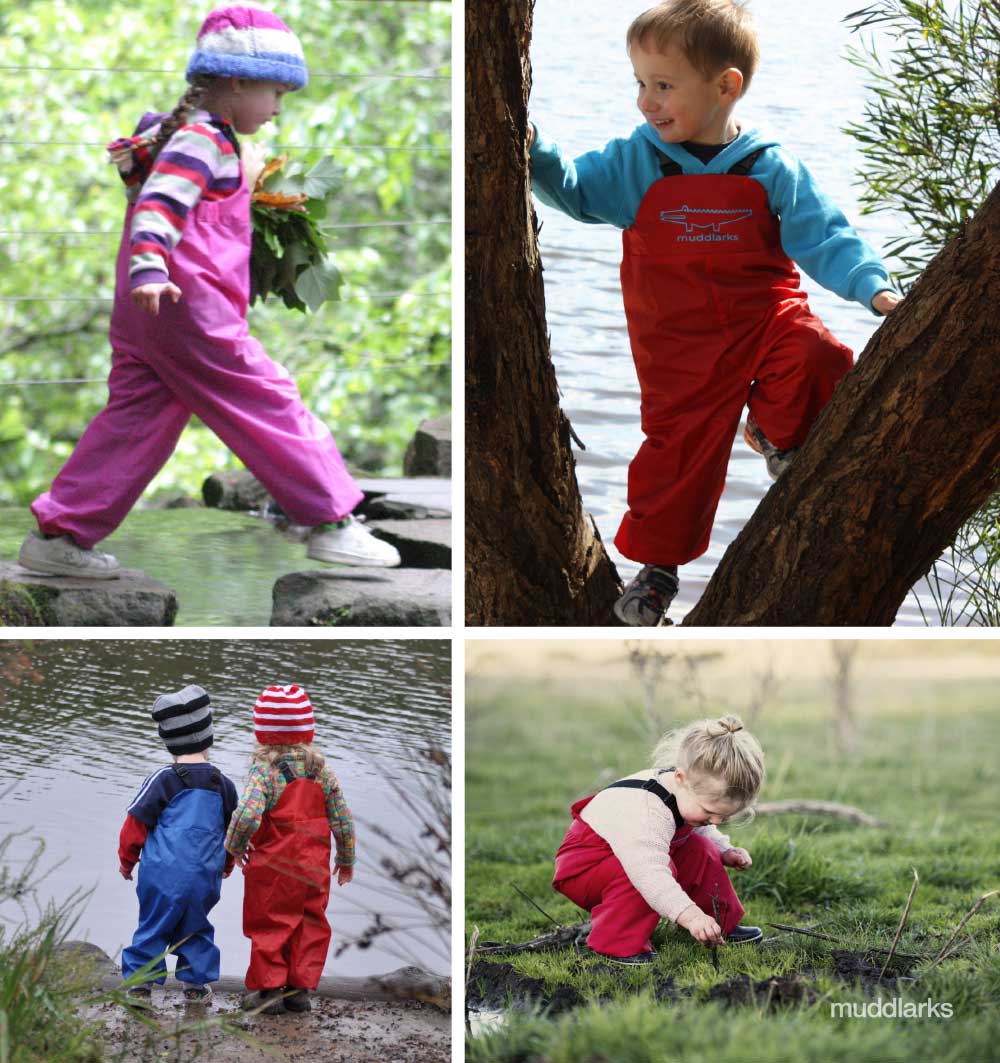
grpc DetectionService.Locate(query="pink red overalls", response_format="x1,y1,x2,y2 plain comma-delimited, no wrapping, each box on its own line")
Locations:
614,149,853,566
31,154,362,550
242,762,332,990
553,780,743,957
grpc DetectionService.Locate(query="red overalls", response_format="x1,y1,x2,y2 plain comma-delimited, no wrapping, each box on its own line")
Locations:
553,785,743,957
614,149,853,566
242,763,332,990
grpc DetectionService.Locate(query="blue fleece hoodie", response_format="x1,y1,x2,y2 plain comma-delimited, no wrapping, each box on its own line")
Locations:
529,122,892,315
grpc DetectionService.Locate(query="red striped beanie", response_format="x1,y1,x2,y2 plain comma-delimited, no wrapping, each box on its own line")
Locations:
253,684,315,745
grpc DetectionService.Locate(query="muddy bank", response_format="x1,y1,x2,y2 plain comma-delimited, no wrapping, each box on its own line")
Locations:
468,946,912,1017
84,988,450,1063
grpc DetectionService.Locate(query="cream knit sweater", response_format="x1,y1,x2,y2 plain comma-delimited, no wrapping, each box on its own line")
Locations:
579,769,733,923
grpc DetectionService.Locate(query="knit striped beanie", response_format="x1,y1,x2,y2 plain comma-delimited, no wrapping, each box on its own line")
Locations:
186,5,308,90
254,684,315,745
152,685,214,755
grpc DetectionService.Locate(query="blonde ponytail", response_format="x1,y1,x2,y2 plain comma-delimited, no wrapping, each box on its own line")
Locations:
653,713,763,805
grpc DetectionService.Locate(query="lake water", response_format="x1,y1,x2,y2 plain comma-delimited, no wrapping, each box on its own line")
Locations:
530,0,948,625
0,638,451,978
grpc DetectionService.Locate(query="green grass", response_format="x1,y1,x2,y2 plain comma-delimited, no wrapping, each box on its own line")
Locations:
465,676,1000,1061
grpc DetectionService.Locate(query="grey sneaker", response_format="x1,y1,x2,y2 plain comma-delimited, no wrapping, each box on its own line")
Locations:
18,531,121,579
743,419,798,482
124,985,153,1008
589,947,657,966
613,565,679,626
283,987,312,1012
306,516,401,568
241,989,287,1015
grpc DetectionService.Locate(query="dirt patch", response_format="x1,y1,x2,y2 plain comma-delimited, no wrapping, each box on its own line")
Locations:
83,989,450,1063
469,960,583,1015
831,949,909,990
707,973,819,1010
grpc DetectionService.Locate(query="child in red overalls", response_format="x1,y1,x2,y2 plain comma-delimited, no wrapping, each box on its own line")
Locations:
528,0,903,624
19,4,399,582
553,714,764,964
225,684,355,1014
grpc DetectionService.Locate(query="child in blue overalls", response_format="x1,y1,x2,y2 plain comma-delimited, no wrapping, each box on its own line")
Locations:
528,0,903,625
118,685,238,1005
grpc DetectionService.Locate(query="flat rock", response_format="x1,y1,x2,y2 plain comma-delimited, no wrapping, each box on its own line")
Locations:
367,519,451,569
403,415,451,477
0,563,178,627
355,477,451,516
271,568,450,627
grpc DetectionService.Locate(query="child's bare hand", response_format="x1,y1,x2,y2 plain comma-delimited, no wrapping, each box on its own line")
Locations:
872,290,902,315
526,122,536,150
119,865,133,880
722,847,752,869
241,140,269,191
335,864,354,886
678,907,724,947
131,282,182,316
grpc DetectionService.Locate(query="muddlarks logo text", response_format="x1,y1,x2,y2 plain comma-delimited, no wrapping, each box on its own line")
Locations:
830,998,953,1019
659,205,752,242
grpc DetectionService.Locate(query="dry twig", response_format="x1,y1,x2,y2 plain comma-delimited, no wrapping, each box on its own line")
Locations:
880,867,919,980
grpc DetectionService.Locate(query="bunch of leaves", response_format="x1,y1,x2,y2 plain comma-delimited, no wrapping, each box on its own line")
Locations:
250,154,343,312
844,0,1000,625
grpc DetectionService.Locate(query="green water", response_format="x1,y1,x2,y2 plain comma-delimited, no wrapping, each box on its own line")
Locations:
1,506,314,626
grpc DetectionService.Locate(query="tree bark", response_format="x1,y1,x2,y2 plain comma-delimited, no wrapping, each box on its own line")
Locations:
684,183,1000,626
465,0,622,625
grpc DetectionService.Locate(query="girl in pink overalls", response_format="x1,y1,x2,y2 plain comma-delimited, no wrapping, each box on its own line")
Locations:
553,714,764,965
225,684,355,1015
19,4,399,581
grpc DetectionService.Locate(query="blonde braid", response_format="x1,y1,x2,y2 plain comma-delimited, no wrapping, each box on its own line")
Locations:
141,78,212,154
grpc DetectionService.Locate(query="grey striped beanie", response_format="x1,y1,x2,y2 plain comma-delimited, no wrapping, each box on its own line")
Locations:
151,685,214,755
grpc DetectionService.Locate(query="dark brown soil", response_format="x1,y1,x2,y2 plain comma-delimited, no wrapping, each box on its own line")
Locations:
468,945,916,1019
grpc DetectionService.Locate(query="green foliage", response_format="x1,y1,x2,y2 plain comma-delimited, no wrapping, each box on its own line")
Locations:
843,1,1000,624
0,0,450,503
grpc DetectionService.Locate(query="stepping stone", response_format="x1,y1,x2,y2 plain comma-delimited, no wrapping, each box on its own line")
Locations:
271,568,450,627
367,519,451,569
0,563,178,627
403,415,451,476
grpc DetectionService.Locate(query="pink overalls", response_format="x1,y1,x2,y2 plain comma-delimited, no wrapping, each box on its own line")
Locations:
31,154,362,550
553,787,744,957
614,150,853,566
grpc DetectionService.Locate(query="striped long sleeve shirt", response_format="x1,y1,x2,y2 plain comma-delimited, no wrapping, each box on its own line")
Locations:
108,108,242,289
224,750,356,868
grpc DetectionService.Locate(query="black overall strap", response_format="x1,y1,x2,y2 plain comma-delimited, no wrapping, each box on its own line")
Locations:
605,778,685,829
171,764,220,790
727,147,766,177
276,758,297,784
658,152,684,178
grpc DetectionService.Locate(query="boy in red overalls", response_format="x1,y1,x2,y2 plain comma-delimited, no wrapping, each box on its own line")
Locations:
528,0,902,625
225,684,355,1014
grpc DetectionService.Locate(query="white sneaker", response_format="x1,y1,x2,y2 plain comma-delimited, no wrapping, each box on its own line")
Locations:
18,532,121,580
306,516,401,568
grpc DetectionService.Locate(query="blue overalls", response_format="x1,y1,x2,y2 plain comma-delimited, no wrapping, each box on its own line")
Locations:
122,765,227,986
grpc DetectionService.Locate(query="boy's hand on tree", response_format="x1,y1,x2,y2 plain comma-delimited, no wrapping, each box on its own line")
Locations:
722,847,752,869
678,906,724,946
872,290,902,315
526,122,536,150
131,282,182,316
335,864,354,886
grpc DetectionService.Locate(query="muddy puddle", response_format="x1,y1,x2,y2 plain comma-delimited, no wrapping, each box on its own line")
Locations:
84,990,450,1063
467,945,915,1025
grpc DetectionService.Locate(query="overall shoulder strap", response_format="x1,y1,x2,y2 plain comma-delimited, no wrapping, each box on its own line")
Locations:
604,778,685,829
171,764,192,787
657,152,685,178
727,146,767,177
276,758,297,784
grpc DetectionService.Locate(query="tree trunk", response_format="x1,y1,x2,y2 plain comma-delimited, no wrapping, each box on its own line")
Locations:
684,183,1000,626
465,0,621,625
